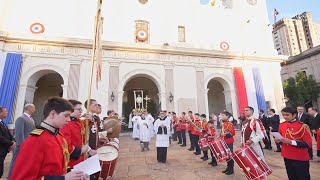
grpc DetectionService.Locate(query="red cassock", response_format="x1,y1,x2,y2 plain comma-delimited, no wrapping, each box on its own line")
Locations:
10,126,68,180
220,121,235,144
60,117,85,168
278,120,313,161
191,120,202,136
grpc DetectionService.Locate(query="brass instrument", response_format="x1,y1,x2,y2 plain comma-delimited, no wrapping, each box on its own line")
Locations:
186,118,203,132
79,115,90,159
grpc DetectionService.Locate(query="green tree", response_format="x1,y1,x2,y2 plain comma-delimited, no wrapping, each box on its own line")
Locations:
283,71,320,108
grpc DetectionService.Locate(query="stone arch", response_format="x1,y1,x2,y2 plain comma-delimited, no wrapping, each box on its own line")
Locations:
118,69,165,93
117,69,166,116
204,73,233,92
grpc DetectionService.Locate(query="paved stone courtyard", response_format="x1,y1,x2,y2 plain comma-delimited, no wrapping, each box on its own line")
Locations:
1,131,319,180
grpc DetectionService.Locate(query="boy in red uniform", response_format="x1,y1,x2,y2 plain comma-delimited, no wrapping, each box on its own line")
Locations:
220,111,235,175
180,112,187,147
187,111,195,151
276,107,312,180
200,114,209,160
192,113,202,155
172,112,182,144
11,97,88,180
60,100,96,169
204,120,217,166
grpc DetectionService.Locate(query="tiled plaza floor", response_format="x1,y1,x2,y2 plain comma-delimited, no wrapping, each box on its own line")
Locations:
2,131,319,180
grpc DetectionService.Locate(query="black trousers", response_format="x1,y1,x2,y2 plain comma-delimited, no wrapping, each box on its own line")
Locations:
203,150,209,158
172,127,177,141
189,131,194,149
209,149,217,163
177,130,182,143
181,130,186,145
157,147,168,163
226,143,234,169
263,130,272,149
284,158,310,180
193,135,201,153
0,149,7,179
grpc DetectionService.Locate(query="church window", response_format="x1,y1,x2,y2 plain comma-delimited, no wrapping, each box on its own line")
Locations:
178,26,186,42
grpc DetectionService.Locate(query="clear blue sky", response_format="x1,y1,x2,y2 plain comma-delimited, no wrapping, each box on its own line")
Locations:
266,0,320,24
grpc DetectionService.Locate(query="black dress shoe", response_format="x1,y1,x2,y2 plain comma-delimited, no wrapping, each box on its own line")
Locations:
225,170,234,175
211,162,218,166
274,150,281,152
200,156,204,159
180,144,186,147
188,148,194,151
208,161,213,165
178,142,182,144
222,168,229,173
194,152,201,155
203,157,209,161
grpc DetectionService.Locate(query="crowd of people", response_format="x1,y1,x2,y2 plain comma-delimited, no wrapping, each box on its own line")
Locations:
0,97,119,180
0,98,319,179
130,106,319,180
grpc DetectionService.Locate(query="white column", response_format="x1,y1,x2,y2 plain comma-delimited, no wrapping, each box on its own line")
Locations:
205,88,210,119
61,84,68,98
117,91,124,116
158,92,166,110
230,89,239,121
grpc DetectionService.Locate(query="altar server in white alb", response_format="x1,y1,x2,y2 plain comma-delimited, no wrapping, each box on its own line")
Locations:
132,110,141,140
138,113,151,151
144,110,155,139
154,111,171,163
241,106,266,162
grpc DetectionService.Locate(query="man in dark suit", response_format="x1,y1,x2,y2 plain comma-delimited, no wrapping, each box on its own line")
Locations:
0,106,15,178
259,109,271,150
268,108,281,152
297,106,313,159
308,107,320,161
7,104,36,178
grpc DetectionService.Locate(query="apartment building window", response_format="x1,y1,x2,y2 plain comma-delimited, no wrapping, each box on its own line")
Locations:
178,26,186,42
135,20,149,44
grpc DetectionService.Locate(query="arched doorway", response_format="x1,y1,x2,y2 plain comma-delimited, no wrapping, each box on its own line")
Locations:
122,76,160,119
207,79,226,115
25,70,64,125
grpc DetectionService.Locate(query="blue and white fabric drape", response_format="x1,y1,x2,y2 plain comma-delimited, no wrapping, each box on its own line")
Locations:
0,53,23,124
252,68,267,114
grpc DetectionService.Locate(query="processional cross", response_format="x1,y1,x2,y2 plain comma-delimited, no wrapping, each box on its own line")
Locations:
144,95,150,110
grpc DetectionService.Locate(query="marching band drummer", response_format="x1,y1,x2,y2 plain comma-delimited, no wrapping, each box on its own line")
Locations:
241,107,267,162
180,112,187,147
276,107,312,180
220,111,235,175
10,97,88,180
187,111,195,151
60,100,97,170
172,112,182,144
204,120,218,167
200,114,209,161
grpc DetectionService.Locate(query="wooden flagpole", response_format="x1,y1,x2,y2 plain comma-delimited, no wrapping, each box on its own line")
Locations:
87,0,102,111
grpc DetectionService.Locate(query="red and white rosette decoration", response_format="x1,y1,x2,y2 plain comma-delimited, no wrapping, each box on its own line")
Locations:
220,41,230,51
30,23,45,34
136,29,148,42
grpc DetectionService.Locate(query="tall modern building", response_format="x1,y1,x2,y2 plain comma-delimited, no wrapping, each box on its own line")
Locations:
273,12,320,56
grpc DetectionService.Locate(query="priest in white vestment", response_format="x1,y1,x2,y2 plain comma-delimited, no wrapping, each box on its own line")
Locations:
154,111,170,163
241,107,266,162
137,113,151,151
132,112,141,140
144,111,155,139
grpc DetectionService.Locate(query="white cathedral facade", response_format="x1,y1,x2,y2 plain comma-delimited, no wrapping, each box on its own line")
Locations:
0,0,287,126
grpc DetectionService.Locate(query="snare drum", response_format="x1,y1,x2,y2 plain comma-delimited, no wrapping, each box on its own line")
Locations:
97,144,119,180
208,138,231,163
198,138,209,151
232,145,272,180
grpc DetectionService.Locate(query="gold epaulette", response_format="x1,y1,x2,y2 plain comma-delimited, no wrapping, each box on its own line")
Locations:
30,129,44,136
